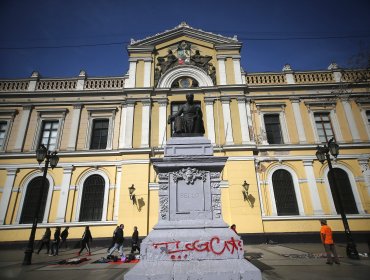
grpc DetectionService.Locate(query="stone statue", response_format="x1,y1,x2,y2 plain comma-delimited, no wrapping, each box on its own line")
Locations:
167,93,205,136
209,63,216,85
157,50,178,74
190,50,212,72
154,67,161,87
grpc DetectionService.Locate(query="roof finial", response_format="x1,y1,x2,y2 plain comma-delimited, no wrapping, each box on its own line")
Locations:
178,22,189,28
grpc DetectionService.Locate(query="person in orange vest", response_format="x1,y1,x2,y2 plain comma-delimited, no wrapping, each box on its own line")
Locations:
320,219,340,264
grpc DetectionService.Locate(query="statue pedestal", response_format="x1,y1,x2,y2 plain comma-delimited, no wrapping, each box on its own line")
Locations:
124,137,261,280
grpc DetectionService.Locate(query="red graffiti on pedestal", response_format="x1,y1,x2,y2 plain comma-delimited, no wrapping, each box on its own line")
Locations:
152,236,243,260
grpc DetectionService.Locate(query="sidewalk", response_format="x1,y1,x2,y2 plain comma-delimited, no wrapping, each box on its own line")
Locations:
0,243,369,280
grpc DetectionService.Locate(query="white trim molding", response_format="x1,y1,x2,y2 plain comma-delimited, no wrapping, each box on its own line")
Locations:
15,171,55,224
267,165,305,216
75,169,110,222
157,65,214,88
322,163,365,215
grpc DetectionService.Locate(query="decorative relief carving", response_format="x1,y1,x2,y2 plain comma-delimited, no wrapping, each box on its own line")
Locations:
158,173,169,181
172,167,207,184
159,184,169,190
359,160,370,173
211,182,220,189
159,196,169,219
210,172,221,180
212,195,221,210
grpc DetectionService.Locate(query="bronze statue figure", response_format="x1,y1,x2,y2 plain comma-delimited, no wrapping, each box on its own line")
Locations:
167,93,205,136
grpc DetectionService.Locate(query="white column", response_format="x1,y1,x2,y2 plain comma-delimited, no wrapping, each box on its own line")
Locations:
221,98,234,145
232,57,243,84
204,98,216,145
67,104,82,150
126,59,137,88
360,107,370,140
303,160,324,215
0,169,17,224
124,101,135,148
342,100,360,142
143,59,152,87
217,57,227,85
237,98,251,144
257,108,268,145
291,99,307,143
13,105,32,152
246,99,254,143
119,103,127,149
113,166,122,221
141,100,151,147
279,107,290,144
359,159,370,196
330,109,344,143
158,99,167,147
55,166,73,223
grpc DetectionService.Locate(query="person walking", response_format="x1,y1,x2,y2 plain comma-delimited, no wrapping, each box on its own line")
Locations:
50,227,61,256
77,226,93,256
36,228,51,254
59,226,69,249
107,226,119,252
130,226,140,254
107,224,124,257
320,219,340,264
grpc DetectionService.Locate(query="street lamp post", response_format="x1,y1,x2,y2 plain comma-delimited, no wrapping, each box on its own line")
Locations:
23,144,59,265
316,138,359,260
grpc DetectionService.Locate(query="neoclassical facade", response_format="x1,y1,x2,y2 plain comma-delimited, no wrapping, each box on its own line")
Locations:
0,23,369,242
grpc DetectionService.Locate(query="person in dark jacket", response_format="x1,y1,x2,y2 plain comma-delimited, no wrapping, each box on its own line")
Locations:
107,224,124,257
130,226,140,254
77,226,93,256
50,227,61,256
37,228,51,254
107,226,119,252
59,226,69,249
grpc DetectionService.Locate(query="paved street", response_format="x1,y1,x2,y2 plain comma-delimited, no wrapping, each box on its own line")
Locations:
0,243,369,280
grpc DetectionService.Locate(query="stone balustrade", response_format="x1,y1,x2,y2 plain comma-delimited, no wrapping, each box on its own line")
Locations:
0,80,29,91
246,73,286,85
84,78,124,90
293,72,334,84
36,79,77,91
0,69,368,92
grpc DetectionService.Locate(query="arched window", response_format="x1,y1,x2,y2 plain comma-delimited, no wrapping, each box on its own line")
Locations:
79,175,105,221
272,170,299,216
328,168,358,214
20,177,49,224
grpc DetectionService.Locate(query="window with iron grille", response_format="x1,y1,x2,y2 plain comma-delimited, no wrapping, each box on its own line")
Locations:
366,110,370,125
79,175,105,221
272,170,299,216
20,176,49,224
170,101,201,136
264,114,283,144
328,168,358,214
38,120,59,151
0,121,8,150
90,119,109,149
314,112,335,143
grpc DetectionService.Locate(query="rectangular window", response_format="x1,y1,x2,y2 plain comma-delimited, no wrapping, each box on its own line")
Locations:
0,121,9,150
90,119,109,149
39,120,59,151
314,112,335,143
264,114,283,144
366,110,370,124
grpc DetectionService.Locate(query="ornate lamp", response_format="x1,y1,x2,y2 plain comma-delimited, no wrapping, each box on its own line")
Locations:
128,184,136,203
242,181,249,201
36,144,47,164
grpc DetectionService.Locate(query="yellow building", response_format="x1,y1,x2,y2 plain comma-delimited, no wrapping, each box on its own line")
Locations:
0,23,369,243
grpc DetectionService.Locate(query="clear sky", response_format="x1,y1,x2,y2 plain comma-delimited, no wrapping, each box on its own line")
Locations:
0,0,369,78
